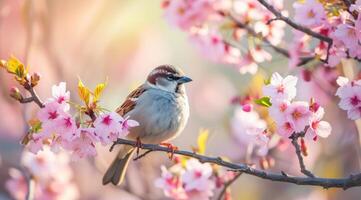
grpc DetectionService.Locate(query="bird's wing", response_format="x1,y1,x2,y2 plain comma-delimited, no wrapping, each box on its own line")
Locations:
116,84,146,116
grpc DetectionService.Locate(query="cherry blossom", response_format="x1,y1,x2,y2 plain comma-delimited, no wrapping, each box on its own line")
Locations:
285,101,312,132
293,0,326,28
263,72,297,103
306,107,332,141
231,106,269,156
182,158,215,200
163,0,220,31
94,112,124,145
155,165,187,200
49,82,70,109
335,76,361,120
6,148,79,200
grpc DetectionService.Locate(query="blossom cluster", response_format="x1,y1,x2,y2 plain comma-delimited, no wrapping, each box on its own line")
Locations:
292,0,361,67
263,72,331,140
155,157,236,200
230,105,269,157
336,76,361,120
162,0,285,74
26,82,138,159
6,148,79,200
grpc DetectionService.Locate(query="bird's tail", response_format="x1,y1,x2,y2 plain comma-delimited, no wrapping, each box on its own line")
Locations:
102,146,135,185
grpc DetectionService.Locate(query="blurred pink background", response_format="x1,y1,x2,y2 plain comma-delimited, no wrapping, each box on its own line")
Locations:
0,0,361,199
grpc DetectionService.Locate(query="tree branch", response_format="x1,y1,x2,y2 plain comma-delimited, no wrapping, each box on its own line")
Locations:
217,172,242,200
256,0,332,44
255,0,333,63
19,83,45,108
111,138,361,190
229,15,316,66
290,133,315,178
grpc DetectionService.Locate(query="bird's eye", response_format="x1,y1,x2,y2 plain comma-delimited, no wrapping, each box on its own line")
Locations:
166,75,174,81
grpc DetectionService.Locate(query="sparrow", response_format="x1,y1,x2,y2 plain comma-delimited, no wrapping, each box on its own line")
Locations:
102,65,192,186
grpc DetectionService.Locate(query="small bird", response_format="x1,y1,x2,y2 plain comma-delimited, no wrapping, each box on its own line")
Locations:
103,65,192,185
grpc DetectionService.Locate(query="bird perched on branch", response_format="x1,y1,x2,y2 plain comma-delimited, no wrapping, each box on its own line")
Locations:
103,65,192,185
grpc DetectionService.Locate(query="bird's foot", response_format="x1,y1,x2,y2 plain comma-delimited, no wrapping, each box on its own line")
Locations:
160,142,178,160
135,137,143,156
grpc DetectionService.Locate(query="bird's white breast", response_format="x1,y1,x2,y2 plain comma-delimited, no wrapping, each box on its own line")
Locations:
125,88,189,144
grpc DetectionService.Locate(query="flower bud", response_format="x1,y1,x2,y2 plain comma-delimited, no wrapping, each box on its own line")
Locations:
0,60,6,69
9,87,23,101
300,138,308,156
31,72,41,87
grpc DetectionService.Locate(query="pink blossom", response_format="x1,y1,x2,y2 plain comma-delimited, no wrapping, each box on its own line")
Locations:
6,148,79,200
277,121,295,138
182,158,215,199
237,53,258,74
335,76,361,120
190,29,242,65
326,46,347,67
250,46,272,63
269,100,290,124
231,107,269,156
37,101,65,122
333,23,359,53
54,114,78,141
5,168,27,200
306,107,332,140
155,165,187,200
163,0,219,31
293,0,326,28
64,128,98,159
94,112,124,145
285,101,312,132
263,72,298,102
350,0,361,12
49,82,70,111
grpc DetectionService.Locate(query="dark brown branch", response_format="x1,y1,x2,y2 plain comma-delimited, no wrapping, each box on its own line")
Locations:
256,0,332,44
229,15,317,66
290,133,315,178
229,15,289,58
255,0,333,63
111,138,361,190
217,172,242,200
20,83,45,108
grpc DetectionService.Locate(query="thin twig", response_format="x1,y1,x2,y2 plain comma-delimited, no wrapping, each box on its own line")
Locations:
229,15,317,66
290,133,315,178
18,83,45,108
133,149,153,161
217,172,242,200
255,0,333,63
111,138,361,190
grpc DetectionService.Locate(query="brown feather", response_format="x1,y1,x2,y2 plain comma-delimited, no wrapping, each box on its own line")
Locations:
116,84,146,116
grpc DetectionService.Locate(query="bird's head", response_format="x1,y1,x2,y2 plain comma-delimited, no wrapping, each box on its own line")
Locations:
146,65,192,93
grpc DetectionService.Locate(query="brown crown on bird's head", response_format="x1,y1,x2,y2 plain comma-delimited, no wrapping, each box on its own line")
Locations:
147,65,183,84
147,65,191,84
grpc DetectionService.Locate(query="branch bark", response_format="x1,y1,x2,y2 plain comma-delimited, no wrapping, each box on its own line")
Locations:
229,15,316,66
111,138,361,190
290,133,315,178
19,83,45,108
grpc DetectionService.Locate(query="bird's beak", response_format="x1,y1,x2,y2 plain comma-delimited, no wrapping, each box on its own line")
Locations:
177,76,192,84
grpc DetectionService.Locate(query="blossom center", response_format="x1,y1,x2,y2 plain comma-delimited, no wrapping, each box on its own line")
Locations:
350,96,360,106
57,96,65,104
48,111,59,120
102,115,112,125
291,110,302,120
194,170,202,179
277,85,285,93
64,117,72,127
307,10,316,18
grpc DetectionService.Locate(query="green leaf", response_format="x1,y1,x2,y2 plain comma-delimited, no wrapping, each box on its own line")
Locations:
254,96,272,107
